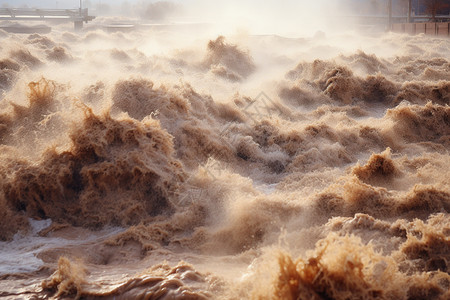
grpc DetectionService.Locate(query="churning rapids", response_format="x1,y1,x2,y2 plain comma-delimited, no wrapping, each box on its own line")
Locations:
0,19,449,300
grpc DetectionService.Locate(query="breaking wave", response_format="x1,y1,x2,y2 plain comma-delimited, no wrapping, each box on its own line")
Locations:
0,22,448,300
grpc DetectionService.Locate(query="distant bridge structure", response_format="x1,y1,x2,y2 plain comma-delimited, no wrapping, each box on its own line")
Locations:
0,8,95,30
345,14,450,25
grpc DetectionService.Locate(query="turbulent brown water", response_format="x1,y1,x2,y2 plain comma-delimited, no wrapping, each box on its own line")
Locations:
0,19,449,300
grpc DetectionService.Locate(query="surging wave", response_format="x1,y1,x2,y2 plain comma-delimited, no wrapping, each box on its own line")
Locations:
0,23,448,299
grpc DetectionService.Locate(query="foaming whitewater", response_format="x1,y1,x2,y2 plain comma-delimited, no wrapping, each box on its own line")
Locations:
0,18,449,299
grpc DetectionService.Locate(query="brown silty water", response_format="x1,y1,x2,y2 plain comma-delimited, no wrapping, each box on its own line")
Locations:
0,17,449,300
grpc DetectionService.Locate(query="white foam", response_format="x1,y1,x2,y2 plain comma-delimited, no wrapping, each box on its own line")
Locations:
0,218,124,275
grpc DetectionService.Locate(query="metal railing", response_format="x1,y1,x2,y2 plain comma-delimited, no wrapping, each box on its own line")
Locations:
0,8,95,29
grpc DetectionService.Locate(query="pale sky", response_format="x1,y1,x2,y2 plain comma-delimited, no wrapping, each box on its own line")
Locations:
0,1,155,9
0,0,353,29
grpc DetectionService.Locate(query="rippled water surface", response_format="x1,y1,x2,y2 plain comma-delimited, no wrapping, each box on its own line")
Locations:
0,18,449,299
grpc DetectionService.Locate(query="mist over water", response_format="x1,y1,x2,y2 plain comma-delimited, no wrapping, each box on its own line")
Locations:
0,1,449,299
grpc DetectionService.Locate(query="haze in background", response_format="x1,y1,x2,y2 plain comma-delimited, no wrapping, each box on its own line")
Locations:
0,0,449,299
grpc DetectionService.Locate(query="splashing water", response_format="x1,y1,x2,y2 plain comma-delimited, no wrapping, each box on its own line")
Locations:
0,12,449,300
